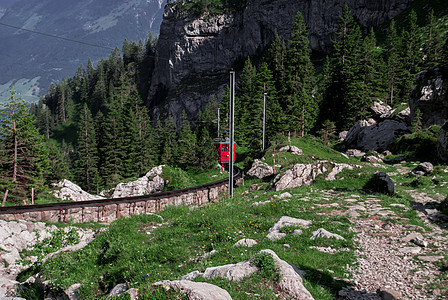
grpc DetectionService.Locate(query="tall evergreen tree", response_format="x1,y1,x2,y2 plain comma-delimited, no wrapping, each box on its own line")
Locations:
285,11,317,136
0,90,49,202
323,4,364,130
385,20,401,105
74,103,98,192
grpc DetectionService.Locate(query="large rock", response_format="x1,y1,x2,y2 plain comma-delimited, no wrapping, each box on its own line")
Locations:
260,250,314,300
369,172,395,195
273,162,354,191
409,67,448,128
147,0,413,124
203,259,258,281
52,179,105,202
0,220,95,297
111,166,165,198
247,159,275,179
345,119,410,151
154,280,232,300
437,122,448,161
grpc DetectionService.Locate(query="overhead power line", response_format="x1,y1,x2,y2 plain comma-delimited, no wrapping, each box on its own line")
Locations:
0,21,170,61
0,21,115,50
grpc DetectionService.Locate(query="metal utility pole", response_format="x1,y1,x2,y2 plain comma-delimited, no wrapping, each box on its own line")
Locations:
262,92,267,152
229,71,235,198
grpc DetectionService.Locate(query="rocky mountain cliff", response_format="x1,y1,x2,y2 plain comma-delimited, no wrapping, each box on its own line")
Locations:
0,0,166,103
148,0,414,123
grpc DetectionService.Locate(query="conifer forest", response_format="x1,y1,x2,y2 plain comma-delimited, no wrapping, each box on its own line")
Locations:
1,4,448,203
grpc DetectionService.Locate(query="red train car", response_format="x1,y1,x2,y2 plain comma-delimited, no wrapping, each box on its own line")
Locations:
214,139,236,163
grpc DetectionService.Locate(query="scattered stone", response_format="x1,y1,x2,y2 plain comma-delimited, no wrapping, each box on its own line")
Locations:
390,203,406,209
411,162,433,176
276,192,292,199
310,228,345,241
370,101,392,118
266,231,286,241
233,239,257,248
383,150,393,156
417,255,444,262
363,155,383,163
293,229,303,235
247,159,275,179
269,216,312,232
290,146,303,155
251,200,270,206
181,270,202,281
339,131,348,141
412,237,428,248
346,149,366,157
107,283,128,297
398,247,421,254
154,280,232,300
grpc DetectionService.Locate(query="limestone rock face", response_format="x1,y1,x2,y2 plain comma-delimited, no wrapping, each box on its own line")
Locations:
410,67,448,128
345,119,410,151
148,0,412,123
111,166,165,198
273,162,354,191
203,260,258,281
247,159,275,179
53,179,105,202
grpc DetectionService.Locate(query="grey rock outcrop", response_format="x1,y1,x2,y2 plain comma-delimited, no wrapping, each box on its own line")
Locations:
111,165,165,198
310,228,345,241
154,280,232,300
409,67,448,128
260,249,314,300
148,0,412,123
247,159,275,179
371,101,393,119
0,220,95,297
273,161,354,191
411,162,433,176
52,179,105,202
267,216,312,241
203,260,258,281
345,119,410,151
437,122,448,161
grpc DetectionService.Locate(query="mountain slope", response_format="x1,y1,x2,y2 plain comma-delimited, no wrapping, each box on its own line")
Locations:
147,0,414,122
0,0,166,103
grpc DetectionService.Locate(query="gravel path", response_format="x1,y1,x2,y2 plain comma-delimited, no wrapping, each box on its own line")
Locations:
339,192,448,299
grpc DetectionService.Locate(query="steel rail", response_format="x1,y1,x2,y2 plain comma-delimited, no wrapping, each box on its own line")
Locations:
0,167,241,215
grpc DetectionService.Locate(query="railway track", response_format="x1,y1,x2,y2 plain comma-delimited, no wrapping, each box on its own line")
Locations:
0,167,242,223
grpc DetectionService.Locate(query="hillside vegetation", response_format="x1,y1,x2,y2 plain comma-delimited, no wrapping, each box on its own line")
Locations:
16,136,448,299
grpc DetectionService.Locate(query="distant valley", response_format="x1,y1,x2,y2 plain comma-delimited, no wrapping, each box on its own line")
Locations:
0,0,166,104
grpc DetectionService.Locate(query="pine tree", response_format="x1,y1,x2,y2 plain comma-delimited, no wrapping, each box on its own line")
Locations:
0,90,49,202
285,11,318,136
400,10,421,101
385,20,401,105
177,110,197,168
324,4,364,130
425,10,443,68
237,58,257,147
74,103,98,192
160,115,177,166
265,34,288,106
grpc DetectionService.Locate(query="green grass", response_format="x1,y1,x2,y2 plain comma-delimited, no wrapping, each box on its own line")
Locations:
16,136,448,298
